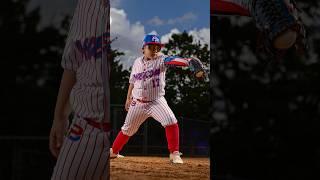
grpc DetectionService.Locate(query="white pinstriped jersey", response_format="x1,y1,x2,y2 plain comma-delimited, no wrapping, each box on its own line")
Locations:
61,0,110,121
129,55,190,101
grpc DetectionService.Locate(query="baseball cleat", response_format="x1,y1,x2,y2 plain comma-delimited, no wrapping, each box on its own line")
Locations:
110,148,124,159
169,151,183,164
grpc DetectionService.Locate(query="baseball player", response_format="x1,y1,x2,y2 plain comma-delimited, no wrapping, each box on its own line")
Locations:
49,0,112,179
211,0,307,58
109,34,205,164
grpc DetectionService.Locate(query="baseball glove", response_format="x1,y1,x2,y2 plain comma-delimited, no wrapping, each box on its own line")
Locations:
251,0,307,59
189,57,206,80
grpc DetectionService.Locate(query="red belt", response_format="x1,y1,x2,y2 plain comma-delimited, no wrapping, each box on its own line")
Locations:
77,115,111,132
136,99,152,103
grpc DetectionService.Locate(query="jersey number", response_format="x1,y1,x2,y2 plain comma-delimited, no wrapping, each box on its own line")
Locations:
152,78,160,88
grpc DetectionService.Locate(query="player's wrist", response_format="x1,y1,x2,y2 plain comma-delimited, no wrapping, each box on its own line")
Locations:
53,114,69,123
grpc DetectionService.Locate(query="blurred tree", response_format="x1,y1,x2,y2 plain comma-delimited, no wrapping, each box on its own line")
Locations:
110,49,130,104
2,0,129,135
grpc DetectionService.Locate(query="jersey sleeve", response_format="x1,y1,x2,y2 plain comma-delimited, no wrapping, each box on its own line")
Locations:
61,40,80,71
211,0,251,16
163,55,205,73
163,55,191,67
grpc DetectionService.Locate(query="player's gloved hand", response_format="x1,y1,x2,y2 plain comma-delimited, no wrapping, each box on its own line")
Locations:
125,98,132,111
49,118,69,158
252,0,307,59
189,57,206,80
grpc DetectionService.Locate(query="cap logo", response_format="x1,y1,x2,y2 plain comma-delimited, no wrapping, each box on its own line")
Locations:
152,36,160,42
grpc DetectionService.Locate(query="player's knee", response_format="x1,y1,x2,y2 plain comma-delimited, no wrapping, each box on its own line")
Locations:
121,127,138,136
273,29,297,49
162,118,178,127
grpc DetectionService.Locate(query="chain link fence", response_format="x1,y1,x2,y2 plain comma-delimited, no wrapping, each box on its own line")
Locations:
110,104,210,156
1,104,210,179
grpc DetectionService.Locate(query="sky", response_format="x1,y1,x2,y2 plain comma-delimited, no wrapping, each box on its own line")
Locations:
28,0,210,69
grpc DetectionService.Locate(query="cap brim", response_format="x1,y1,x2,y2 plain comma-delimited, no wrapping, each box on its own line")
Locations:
145,42,165,47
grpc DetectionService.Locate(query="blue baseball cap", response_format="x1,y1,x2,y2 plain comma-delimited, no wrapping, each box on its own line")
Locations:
142,34,164,48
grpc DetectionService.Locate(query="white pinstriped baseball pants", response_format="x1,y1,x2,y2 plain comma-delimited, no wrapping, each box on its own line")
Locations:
121,96,178,136
51,117,110,180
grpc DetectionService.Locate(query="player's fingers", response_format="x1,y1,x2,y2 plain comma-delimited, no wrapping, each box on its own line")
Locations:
49,133,58,158
196,71,204,78
49,129,55,149
56,132,63,148
49,127,65,158
125,100,130,111
125,103,129,111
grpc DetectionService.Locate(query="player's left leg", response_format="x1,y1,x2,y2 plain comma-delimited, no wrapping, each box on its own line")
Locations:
148,96,183,164
111,99,149,157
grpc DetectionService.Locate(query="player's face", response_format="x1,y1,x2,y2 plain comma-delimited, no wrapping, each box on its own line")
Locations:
144,44,161,58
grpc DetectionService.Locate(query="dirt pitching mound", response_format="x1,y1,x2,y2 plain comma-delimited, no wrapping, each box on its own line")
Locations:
111,156,210,180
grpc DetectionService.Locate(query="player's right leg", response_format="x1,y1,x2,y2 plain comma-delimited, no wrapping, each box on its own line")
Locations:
110,99,149,157
148,97,183,164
